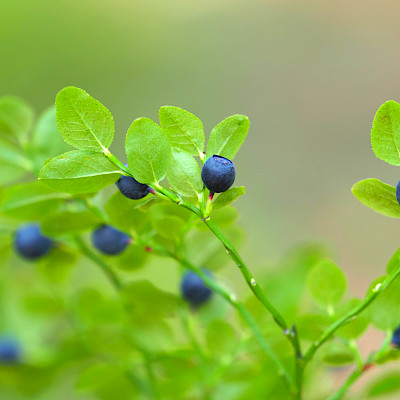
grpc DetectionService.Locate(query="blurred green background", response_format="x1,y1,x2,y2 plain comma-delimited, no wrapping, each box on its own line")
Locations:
3,0,400,292
2,1,400,395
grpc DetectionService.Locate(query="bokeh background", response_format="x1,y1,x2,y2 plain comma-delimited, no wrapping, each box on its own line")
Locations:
2,0,400,397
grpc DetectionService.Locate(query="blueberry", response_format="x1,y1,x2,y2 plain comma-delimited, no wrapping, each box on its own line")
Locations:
392,326,400,347
181,270,213,306
116,164,151,200
396,180,400,206
201,155,236,194
92,225,130,255
14,224,53,260
0,337,20,363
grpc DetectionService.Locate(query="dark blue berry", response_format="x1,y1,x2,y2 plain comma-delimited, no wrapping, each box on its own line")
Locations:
181,270,213,306
392,326,400,347
116,164,151,200
14,224,53,260
201,155,236,194
0,337,20,363
396,180,400,206
92,225,130,255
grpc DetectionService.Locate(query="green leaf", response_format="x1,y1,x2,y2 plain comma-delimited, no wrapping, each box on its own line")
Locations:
352,179,400,218
296,314,330,341
1,182,68,219
41,210,101,235
28,106,72,175
321,342,354,365
153,215,186,243
39,150,121,194
386,246,400,273
367,372,400,397
306,259,347,307
77,363,121,391
56,86,114,151
105,191,153,234
369,275,400,331
167,149,203,198
114,244,149,271
336,298,370,339
206,320,236,355
159,106,205,156
212,187,245,210
371,100,400,165
0,96,34,141
206,115,249,159
121,280,179,320
125,117,171,184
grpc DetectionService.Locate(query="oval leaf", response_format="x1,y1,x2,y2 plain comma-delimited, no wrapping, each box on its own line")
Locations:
28,106,72,175
306,259,347,307
159,106,205,156
125,117,171,184
0,96,34,141
167,148,203,198
39,150,121,194
206,115,249,159
352,179,400,218
371,100,400,165
56,87,115,151
1,182,69,219
212,186,245,210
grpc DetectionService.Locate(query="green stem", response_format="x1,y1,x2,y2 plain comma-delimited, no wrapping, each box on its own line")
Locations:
304,263,400,363
202,218,287,330
159,247,294,392
72,235,122,291
179,308,212,400
143,353,161,400
327,368,364,400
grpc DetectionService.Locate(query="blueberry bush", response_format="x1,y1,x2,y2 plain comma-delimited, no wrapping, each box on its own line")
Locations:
0,88,400,399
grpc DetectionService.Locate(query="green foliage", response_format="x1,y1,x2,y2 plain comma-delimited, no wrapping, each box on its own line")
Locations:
213,187,245,210
371,100,400,166
39,150,121,194
167,148,203,198
306,259,347,307
56,86,115,151
0,96,34,142
207,115,249,159
0,90,399,400
159,106,205,156
352,179,400,217
366,372,400,398
126,117,171,184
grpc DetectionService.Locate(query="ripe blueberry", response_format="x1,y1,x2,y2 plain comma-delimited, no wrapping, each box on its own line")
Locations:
392,326,400,347
14,224,53,260
0,337,20,363
116,164,151,200
181,270,213,306
201,155,236,194
92,225,130,255
396,180,400,206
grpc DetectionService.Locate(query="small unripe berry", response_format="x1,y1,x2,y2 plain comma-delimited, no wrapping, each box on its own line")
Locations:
0,337,20,363
92,225,130,255
14,224,53,260
116,164,151,200
201,155,236,194
181,270,213,306
392,326,400,347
